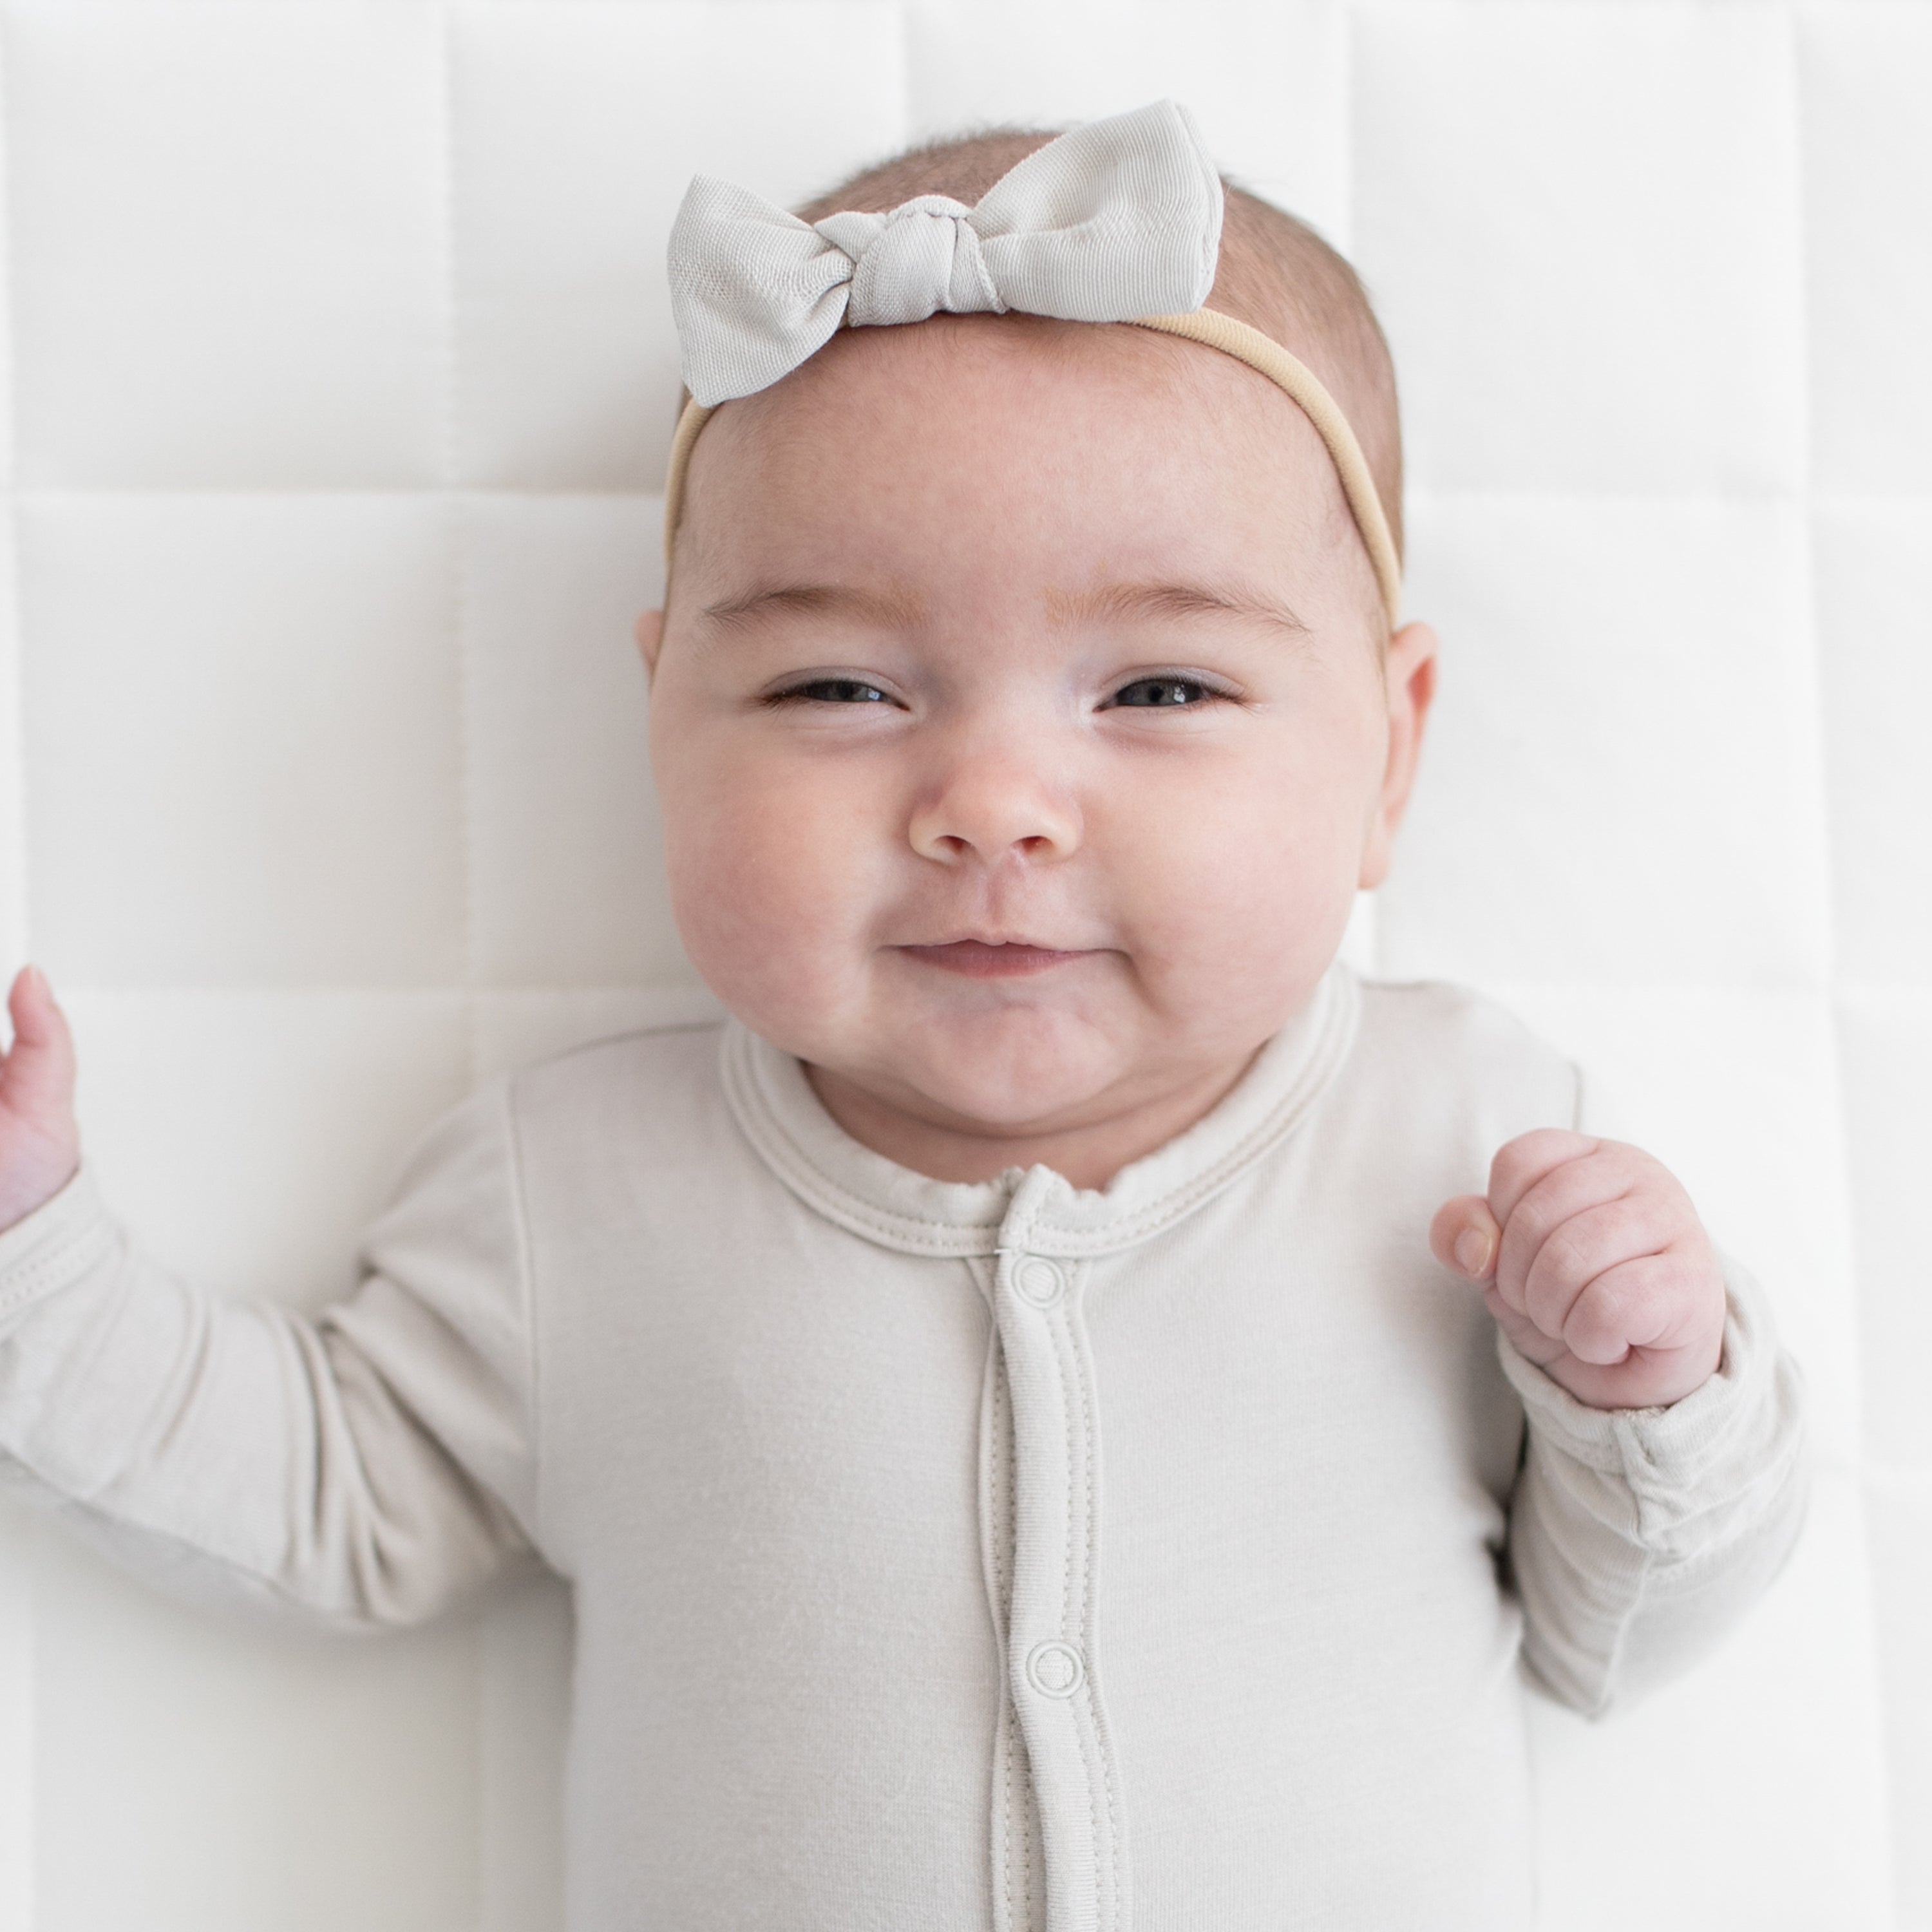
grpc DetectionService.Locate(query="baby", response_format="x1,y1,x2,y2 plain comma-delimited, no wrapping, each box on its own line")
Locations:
0,104,1805,1929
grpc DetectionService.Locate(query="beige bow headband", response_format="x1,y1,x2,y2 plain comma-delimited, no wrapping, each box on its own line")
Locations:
661,102,1403,629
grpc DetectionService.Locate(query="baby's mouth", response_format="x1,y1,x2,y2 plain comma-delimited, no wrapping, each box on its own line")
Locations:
898,940,1090,979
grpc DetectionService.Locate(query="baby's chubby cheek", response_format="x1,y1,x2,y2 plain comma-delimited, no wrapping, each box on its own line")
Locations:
657,754,891,1041
1107,759,1367,1017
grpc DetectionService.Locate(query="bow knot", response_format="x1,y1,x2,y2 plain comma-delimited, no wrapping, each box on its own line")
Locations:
668,102,1224,406
815,198,1004,328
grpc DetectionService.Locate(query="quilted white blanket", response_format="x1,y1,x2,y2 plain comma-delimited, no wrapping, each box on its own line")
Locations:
0,3,1922,1927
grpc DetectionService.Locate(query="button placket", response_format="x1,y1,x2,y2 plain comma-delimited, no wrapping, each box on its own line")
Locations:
987,1179,1129,1932
977,1299,1045,1932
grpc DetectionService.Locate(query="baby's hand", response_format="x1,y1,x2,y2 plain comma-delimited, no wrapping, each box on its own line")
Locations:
0,966,81,1233
1430,1129,1726,1410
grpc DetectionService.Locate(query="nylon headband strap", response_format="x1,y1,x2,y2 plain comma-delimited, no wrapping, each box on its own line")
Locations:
1128,310,1403,628
661,305,1404,630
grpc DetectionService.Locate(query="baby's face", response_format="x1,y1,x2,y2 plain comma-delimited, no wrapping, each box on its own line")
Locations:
643,317,1433,1176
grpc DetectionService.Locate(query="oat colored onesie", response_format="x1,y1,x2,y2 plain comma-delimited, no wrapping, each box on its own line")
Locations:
0,967,1808,1930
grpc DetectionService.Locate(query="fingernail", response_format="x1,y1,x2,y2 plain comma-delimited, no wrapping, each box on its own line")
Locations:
1454,1228,1493,1276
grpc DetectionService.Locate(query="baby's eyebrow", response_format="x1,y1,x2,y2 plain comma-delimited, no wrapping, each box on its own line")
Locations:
1046,581,1311,636
699,583,927,632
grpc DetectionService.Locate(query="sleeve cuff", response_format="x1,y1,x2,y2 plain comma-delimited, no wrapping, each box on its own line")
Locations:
1496,1255,1786,1498
0,1166,117,1321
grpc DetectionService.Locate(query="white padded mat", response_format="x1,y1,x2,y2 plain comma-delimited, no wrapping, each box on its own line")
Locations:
0,2,1926,1927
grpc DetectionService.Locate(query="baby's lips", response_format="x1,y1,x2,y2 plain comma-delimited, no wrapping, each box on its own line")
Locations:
898,939,1094,979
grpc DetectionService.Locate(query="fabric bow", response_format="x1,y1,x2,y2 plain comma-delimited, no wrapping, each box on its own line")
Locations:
667,100,1225,407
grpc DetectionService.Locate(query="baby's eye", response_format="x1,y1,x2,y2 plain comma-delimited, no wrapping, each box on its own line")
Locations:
768,678,897,706
1106,675,1226,709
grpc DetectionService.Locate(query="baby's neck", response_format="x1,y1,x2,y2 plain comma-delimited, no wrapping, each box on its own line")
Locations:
802,1050,1261,1193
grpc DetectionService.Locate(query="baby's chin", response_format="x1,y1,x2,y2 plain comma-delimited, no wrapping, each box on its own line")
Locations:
802,1002,1188,1142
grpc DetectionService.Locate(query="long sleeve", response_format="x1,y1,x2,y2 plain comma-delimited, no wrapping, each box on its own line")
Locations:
0,1078,540,1631
1498,1255,1808,1716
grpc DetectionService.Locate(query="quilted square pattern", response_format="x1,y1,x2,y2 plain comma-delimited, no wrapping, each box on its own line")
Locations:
1383,495,1832,987
0,3,1922,1926
460,493,682,987
1352,0,1805,495
1869,1477,1932,1927
1839,989,1932,1472
1801,5,1932,494
1815,501,1932,983
450,1,908,486
6,1,446,488
907,0,1350,234
19,495,464,986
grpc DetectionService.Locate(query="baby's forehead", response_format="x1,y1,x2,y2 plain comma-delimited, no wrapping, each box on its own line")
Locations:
678,317,1378,634
701,313,1334,494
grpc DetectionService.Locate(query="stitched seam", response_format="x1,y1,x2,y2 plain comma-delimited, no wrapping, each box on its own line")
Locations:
1053,1300,1092,1654
729,1031,991,1244
1005,1343,1029,1925
1050,1304,1075,1649
1061,1273,1121,1921
990,1313,1014,1932
1005,1669,1020,1924
1083,1312,1122,1931
1064,1297,1104,1908
1047,1290,1112,1914
1052,1297,1101,1911
724,1043,1001,1252
0,1218,117,1318
1005,1723,1020,1932
972,1265,1019,1932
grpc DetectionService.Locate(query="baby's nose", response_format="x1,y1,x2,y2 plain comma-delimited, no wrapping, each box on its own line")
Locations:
907,754,1082,866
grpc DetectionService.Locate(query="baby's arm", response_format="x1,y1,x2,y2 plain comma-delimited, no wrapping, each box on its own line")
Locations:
1431,1130,1808,1716
0,968,538,1629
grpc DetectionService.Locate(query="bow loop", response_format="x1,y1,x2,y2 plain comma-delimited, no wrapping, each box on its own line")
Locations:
668,101,1223,406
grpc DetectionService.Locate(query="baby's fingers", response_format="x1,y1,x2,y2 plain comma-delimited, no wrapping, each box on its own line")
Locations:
1546,1248,1682,1365
1,965,76,1122
1430,1194,1501,1282
1560,1251,1723,1394
1518,1193,1678,1347
1486,1128,1604,1231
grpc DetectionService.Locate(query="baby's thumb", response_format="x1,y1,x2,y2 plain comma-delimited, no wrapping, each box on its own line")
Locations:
2,965,77,1118
1430,1193,1501,1282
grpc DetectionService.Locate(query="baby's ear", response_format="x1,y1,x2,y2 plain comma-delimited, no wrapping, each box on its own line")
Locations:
1358,620,1437,889
634,609,665,676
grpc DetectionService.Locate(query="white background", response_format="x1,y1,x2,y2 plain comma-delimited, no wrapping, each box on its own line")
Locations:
0,1,1925,1926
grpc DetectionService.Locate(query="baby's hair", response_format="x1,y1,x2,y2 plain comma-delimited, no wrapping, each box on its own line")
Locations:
793,127,1405,563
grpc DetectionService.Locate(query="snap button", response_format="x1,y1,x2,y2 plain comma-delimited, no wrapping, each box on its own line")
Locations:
1024,1639,1085,1700
1012,1255,1066,1307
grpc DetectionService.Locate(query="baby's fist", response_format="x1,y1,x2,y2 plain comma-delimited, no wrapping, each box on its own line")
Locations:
1430,1129,1726,1410
0,965,80,1233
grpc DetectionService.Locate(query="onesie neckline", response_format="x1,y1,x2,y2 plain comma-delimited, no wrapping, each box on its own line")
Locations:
717,963,1362,1259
